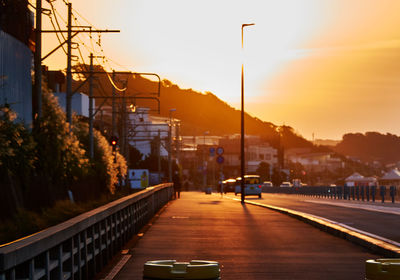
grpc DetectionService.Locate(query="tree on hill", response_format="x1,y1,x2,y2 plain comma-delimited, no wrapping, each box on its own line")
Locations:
334,132,400,164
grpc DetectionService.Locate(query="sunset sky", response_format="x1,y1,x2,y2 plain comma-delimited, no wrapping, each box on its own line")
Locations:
38,0,400,140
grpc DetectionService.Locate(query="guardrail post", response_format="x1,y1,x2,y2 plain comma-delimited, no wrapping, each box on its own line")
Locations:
29,259,34,280
366,186,370,201
58,244,63,280
371,186,376,202
390,186,396,203
356,186,359,200
380,186,385,203
361,186,365,201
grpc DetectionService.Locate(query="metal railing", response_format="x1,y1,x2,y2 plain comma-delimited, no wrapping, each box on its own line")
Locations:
0,184,173,280
263,185,398,203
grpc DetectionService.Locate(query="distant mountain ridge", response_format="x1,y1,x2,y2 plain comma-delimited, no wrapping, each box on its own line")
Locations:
70,65,314,149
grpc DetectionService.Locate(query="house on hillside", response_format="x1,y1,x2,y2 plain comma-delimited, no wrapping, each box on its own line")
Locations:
247,144,278,173
379,168,400,187
127,107,174,158
218,136,278,177
345,172,377,187
286,148,343,172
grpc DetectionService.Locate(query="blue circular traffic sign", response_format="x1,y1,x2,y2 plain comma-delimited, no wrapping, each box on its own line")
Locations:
216,147,224,155
216,156,224,164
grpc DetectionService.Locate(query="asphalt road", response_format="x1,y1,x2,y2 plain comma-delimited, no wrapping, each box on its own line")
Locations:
110,191,380,280
228,193,400,243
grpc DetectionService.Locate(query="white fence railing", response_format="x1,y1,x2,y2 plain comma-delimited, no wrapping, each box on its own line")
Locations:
0,184,173,280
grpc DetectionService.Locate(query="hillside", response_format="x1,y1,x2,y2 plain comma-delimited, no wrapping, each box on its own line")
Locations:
69,65,314,149
334,132,400,164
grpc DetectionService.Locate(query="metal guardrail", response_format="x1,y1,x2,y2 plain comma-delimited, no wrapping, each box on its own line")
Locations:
263,185,397,203
0,184,173,280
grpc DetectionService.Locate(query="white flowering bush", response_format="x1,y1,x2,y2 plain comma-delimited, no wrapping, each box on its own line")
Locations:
72,119,127,196
0,105,36,217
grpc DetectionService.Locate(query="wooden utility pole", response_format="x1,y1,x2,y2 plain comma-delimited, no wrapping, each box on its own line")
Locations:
89,53,94,159
33,0,42,121
112,71,116,137
66,2,72,124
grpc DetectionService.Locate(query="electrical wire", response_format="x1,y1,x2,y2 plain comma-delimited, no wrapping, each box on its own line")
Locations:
106,72,127,92
49,1,67,41
45,0,134,94
47,13,68,55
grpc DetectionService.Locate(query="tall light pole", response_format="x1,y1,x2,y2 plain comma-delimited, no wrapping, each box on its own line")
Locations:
241,23,255,204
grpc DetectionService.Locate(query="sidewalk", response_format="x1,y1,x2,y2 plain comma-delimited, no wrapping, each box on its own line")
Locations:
111,191,380,280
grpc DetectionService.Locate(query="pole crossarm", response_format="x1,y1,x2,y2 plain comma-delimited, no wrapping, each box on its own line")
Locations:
41,29,120,33
41,32,79,61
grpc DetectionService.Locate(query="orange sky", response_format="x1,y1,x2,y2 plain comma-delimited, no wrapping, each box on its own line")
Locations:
36,0,400,140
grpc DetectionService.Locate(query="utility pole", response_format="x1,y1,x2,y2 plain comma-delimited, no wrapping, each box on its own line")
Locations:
49,2,120,125
120,83,128,158
168,123,172,182
33,0,42,121
66,2,72,124
158,130,161,184
175,122,180,168
89,53,94,159
39,3,119,125
112,71,116,137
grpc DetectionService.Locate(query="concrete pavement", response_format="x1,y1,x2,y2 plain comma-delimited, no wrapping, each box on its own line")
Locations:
103,191,381,280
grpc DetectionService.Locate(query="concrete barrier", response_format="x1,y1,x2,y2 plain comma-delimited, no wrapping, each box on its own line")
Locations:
0,184,173,280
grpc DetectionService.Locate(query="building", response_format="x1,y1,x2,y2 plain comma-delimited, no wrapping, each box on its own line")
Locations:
0,1,33,125
286,148,343,172
127,107,177,159
54,92,92,118
345,172,377,187
379,168,400,187
218,136,278,178
247,144,278,173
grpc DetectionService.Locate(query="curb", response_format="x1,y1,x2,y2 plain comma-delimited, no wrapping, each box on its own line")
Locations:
224,195,400,258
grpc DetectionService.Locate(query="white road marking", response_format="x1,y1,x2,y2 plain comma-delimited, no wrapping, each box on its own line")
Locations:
102,255,131,280
304,200,400,215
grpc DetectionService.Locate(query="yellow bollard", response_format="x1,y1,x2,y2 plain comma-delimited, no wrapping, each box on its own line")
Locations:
366,259,400,280
143,260,220,280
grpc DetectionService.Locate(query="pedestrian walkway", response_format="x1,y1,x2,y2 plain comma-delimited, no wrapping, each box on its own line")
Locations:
107,191,380,280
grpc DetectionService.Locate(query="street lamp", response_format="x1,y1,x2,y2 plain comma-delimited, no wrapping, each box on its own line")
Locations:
168,108,177,182
241,23,255,204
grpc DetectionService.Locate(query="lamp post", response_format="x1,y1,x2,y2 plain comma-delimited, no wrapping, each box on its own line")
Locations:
241,23,255,204
168,108,176,182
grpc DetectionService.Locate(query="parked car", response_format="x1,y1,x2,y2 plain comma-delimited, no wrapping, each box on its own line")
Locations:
280,182,292,187
262,181,273,187
234,175,262,198
222,178,236,193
